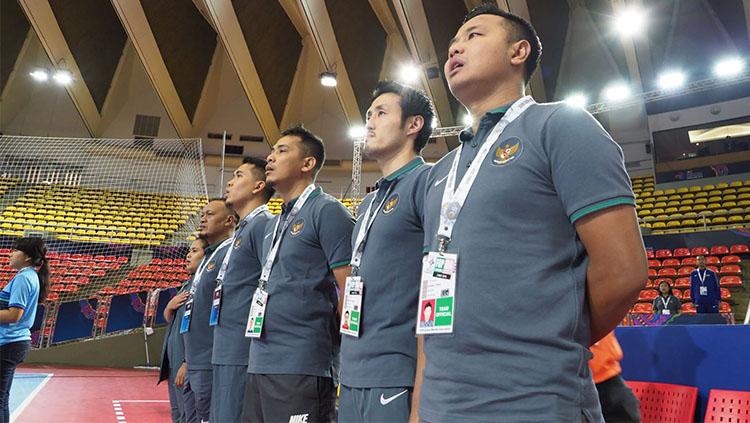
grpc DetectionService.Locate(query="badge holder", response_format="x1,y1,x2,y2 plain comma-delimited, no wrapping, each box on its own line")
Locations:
179,297,194,334
209,284,222,326
340,276,363,337
245,288,268,338
416,250,457,335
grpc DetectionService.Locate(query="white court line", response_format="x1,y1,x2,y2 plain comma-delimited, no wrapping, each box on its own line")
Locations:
111,400,169,403
10,373,54,422
111,399,168,423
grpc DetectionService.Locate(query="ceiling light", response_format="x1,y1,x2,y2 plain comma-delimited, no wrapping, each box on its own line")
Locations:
348,125,366,139
657,70,686,91
603,82,631,101
29,69,49,82
713,57,745,78
564,93,588,108
52,70,73,85
462,114,474,126
319,71,337,87
399,64,421,83
613,7,647,38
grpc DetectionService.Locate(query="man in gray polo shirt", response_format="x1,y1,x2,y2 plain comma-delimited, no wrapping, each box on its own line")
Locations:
210,156,274,423
182,199,235,423
241,125,354,423
338,81,433,422
418,5,647,422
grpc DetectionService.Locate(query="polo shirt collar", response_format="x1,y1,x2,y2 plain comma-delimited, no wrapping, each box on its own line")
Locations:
375,157,425,189
281,186,322,214
203,241,221,255
459,103,513,144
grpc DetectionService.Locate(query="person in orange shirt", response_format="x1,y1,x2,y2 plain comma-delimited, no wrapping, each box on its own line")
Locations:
589,332,641,422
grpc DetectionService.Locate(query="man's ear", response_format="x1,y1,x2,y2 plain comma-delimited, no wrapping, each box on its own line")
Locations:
406,115,425,138
252,180,267,196
509,39,531,67
301,156,317,174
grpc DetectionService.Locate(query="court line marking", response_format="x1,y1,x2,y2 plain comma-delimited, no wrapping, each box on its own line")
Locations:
111,400,169,403
10,373,54,422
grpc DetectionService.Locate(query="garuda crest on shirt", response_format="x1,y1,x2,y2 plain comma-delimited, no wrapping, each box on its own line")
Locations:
382,194,399,215
290,219,304,236
492,139,522,166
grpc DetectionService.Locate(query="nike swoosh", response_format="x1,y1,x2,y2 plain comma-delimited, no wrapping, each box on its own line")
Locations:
380,389,408,406
434,175,449,187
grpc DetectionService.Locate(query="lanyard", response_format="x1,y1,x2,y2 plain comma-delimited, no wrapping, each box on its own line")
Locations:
697,268,708,285
437,96,535,252
350,184,395,274
189,237,233,294
259,184,317,290
660,296,670,309
215,204,269,286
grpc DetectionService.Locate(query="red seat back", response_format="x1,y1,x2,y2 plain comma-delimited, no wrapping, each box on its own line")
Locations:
662,258,680,267
706,256,720,264
691,246,710,256
681,257,697,266
625,381,698,423
656,249,673,258
710,245,729,255
648,260,661,268
721,255,741,264
720,265,741,275
720,276,742,287
658,268,677,276
730,244,749,254
674,277,691,287
673,248,691,257
678,267,693,275
704,389,750,423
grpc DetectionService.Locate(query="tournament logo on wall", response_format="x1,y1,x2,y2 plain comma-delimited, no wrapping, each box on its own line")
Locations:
383,194,399,215
290,219,305,236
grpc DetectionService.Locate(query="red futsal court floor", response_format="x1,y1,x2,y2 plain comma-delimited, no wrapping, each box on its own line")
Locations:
13,365,170,422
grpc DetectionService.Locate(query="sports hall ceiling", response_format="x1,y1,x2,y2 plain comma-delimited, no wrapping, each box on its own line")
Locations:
1,0,749,163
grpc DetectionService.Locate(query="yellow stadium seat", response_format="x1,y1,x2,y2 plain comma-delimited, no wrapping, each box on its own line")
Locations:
654,202,667,208
665,207,679,214
724,194,737,201
652,222,667,229
678,206,693,213
639,210,652,217
667,200,680,207
713,216,728,224
717,182,729,189
682,219,696,226
666,220,681,228
676,187,689,194
707,203,722,210
703,185,715,191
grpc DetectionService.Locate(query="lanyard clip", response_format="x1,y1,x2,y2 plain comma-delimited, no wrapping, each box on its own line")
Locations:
437,235,450,253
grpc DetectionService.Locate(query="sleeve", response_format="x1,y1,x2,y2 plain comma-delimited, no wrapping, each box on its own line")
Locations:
8,274,34,310
543,105,636,224
250,216,270,263
318,200,355,269
689,274,697,301
652,298,659,313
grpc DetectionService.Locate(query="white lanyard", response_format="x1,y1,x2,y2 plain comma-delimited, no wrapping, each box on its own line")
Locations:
660,296,670,309
437,96,535,252
259,184,317,289
350,185,395,273
697,268,708,285
189,237,233,294
215,204,269,285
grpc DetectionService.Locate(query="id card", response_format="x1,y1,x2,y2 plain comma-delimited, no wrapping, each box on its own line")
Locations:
416,252,457,335
340,276,363,337
179,297,194,334
209,285,222,327
245,288,268,338
662,309,670,315
700,286,708,296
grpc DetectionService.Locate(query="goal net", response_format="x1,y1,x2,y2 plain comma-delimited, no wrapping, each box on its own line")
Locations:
0,135,208,347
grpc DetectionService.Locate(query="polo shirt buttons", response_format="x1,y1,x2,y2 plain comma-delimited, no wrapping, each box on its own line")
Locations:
467,160,472,167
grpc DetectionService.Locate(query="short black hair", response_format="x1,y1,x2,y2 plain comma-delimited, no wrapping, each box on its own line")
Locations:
208,197,239,223
242,156,275,201
281,124,326,177
463,4,542,84
657,280,673,296
370,80,435,152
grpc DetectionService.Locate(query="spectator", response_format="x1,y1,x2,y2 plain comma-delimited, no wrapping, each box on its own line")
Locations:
690,256,720,313
652,281,681,316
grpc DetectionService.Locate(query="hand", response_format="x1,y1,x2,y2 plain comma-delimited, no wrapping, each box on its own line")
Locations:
167,292,189,312
175,362,187,388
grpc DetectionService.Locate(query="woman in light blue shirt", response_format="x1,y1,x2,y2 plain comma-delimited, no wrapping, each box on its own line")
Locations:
0,237,49,422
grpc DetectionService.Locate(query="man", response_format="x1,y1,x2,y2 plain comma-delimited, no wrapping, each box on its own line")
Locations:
418,5,647,421
242,125,354,422
182,199,235,423
159,238,206,423
209,157,274,423
338,80,433,422
690,255,721,313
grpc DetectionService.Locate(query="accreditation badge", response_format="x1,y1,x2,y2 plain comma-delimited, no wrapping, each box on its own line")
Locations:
179,296,194,334
416,252,457,335
208,284,222,327
662,309,670,315
245,288,268,338
700,286,708,296
340,276,363,337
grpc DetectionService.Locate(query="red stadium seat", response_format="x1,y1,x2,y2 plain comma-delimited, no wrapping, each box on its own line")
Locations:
673,277,690,287
117,256,129,263
721,255,741,264
720,276,742,287
707,265,719,273
720,302,732,313
631,303,652,313
655,249,673,258
625,381,698,423
691,247,709,256
704,389,750,422
681,303,697,314
677,267,693,276
648,269,657,278
658,268,677,277
662,258,680,267
46,292,59,302
654,277,672,286
638,289,658,301
710,245,730,255
730,244,750,254
679,289,691,302
646,250,654,259
648,259,661,268
672,290,682,299
705,256,720,265
720,288,731,299
673,248,691,257
719,265,741,275
681,257,696,267
644,279,653,288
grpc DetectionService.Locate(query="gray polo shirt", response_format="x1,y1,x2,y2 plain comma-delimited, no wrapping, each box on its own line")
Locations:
247,188,354,377
420,101,635,422
183,240,231,371
160,284,188,382
340,157,429,388
212,209,273,366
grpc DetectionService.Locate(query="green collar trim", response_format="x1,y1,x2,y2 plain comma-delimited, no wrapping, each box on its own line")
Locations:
385,157,425,182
